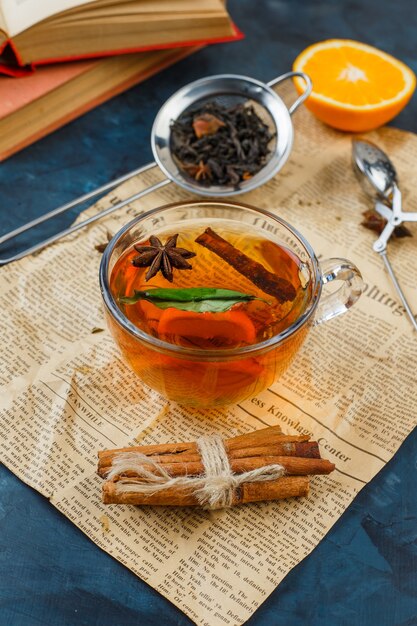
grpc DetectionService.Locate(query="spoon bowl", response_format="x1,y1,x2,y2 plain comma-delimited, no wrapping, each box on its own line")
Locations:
352,139,398,202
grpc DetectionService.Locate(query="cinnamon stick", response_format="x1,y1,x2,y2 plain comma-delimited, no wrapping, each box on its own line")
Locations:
99,426,335,507
195,227,296,303
98,442,319,475
105,455,334,480
102,476,309,506
98,425,285,460
97,426,310,473
227,426,303,451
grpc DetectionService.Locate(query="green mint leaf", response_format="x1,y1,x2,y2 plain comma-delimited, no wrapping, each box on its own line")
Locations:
142,298,240,312
119,287,267,312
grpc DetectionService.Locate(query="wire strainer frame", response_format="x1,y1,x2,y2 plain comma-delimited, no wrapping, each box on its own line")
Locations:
151,73,294,197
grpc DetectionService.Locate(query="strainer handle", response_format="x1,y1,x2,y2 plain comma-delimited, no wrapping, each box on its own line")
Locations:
0,177,171,265
267,71,312,115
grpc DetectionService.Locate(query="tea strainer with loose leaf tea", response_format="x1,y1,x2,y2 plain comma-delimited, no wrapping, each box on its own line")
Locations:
152,73,310,196
0,71,311,264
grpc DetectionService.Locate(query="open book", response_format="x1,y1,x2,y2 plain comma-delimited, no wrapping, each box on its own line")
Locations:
0,0,240,75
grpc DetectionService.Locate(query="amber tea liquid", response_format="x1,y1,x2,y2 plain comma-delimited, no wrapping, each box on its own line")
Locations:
108,223,312,406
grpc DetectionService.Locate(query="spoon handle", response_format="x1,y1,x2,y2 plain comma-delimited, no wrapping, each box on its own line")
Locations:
379,250,417,332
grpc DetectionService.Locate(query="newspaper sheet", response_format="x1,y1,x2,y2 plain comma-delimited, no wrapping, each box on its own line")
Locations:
1,87,417,626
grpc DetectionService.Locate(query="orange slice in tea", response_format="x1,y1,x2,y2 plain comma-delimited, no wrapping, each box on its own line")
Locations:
293,39,416,131
125,299,161,334
158,309,256,346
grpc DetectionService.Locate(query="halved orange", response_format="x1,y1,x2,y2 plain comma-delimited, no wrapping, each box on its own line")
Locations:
293,40,416,132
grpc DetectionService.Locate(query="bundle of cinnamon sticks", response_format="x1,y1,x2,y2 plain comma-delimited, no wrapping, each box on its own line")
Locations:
98,426,335,507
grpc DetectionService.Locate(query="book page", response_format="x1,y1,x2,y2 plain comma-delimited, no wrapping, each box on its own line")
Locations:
0,4,7,33
52,0,225,22
0,0,228,37
1,83,417,626
10,0,235,65
1,0,98,37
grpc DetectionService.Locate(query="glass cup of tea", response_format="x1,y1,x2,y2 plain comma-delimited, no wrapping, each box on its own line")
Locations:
100,201,363,406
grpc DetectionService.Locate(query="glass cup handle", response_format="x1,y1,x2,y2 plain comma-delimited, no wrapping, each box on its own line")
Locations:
314,258,364,325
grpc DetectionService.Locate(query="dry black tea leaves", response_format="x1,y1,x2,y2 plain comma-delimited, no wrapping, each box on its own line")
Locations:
361,209,412,238
170,101,275,187
132,233,196,282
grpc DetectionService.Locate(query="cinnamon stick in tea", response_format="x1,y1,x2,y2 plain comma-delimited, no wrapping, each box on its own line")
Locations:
102,476,309,506
195,227,297,303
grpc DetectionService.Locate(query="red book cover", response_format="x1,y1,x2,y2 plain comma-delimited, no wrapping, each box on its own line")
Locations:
0,24,243,76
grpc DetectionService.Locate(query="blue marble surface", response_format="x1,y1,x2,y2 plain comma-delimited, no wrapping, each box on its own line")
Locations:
1,1,417,624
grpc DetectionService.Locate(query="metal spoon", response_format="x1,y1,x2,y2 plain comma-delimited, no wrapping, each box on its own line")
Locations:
352,139,417,332
353,139,397,199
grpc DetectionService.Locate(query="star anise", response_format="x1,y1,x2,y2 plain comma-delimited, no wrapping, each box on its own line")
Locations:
132,233,196,282
95,230,113,253
182,160,212,181
361,209,412,238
